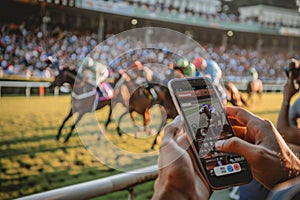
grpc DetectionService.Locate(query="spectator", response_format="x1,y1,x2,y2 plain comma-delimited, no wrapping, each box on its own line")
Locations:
175,58,196,77
193,56,227,105
0,66,3,78
277,58,300,154
246,64,259,81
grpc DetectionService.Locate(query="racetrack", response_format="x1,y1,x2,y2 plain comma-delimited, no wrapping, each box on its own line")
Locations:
0,92,298,199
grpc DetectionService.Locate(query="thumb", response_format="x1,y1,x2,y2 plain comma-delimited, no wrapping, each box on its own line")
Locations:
215,137,256,162
158,116,185,168
161,115,183,147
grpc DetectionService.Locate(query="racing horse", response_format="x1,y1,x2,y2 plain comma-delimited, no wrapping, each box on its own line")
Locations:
224,82,247,107
49,68,114,143
113,72,178,149
246,79,263,103
149,84,178,149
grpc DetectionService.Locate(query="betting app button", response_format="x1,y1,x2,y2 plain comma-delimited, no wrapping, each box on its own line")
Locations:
234,163,241,171
220,166,226,173
227,165,233,172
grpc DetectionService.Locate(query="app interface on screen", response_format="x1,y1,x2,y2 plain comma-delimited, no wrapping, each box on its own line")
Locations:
175,83,248,177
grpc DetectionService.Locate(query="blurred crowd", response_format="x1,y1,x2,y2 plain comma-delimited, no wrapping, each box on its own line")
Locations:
123,0,299,29
0,23,299,81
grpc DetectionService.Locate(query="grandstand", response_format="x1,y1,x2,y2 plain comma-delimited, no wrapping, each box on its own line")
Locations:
1,0,300,82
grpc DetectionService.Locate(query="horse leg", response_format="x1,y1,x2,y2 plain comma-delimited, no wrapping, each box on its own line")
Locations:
56,109,73,141
240,92,248,107
150,105,167,150
116,110,129,137
97,104,113,141
128,111,143,138
143,107,152,136
64,112,84,143
104,104,112,130
258,83,263,100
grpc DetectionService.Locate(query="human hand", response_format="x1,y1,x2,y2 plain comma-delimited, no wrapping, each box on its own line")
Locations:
215,106,300,190
152,116,211,200
283,79,299,102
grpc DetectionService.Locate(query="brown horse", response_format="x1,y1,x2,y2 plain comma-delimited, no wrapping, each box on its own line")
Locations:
247,79,263,103
224,81,247,107
112,73,178,149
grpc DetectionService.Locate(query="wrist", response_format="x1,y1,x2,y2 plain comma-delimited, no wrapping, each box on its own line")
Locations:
282,99,290,107
280,151,300,179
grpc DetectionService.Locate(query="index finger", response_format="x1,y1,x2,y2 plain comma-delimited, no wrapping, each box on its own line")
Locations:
225,106,261,126
160,115,184,148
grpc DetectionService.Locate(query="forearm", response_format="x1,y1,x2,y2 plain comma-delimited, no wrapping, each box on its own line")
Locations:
277,96,291,134
273,129,300,181
277,94,300,145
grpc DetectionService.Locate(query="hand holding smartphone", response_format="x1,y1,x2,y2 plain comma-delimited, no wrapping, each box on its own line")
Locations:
168,77,252,190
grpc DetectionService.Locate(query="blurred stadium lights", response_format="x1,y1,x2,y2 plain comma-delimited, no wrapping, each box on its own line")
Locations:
131,18,138,25
227,30,234,37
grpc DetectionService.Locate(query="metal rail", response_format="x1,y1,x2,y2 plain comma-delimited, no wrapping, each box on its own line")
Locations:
16,165,158,200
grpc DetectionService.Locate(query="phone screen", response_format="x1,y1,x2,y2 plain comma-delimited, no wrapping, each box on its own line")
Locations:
168,77,252,189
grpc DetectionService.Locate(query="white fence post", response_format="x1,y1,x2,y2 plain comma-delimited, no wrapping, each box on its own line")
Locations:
128,187,134,200
26,84,31,97
54,86,60,96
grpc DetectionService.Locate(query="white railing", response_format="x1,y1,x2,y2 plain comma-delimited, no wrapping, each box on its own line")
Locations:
0,78,286,97
16,165,158,200
0,81,52,97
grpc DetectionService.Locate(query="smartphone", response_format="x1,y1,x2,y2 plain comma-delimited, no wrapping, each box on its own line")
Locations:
168,77,252,190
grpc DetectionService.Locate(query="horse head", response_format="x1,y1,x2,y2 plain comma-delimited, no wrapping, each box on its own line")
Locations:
49,68,77,93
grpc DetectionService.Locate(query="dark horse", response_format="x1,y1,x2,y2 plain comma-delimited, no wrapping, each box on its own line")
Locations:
112,73,178,149
49,68,113,143
247,79,263,102
224,81,247,107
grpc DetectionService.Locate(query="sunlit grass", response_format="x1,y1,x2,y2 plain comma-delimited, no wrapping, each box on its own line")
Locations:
1,92,297,199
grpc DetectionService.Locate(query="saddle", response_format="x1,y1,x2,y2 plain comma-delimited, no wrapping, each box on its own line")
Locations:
97,82,114,101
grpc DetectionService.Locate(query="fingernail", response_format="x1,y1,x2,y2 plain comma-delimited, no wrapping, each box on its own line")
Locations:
172,115,182,125
215,140,225,149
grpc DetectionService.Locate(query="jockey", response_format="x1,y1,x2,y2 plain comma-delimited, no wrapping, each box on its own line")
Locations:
77,56,110,98
193,56,227,105
45,55,58,68
246,64,259,81
129,60,158,103
175,58,196,77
